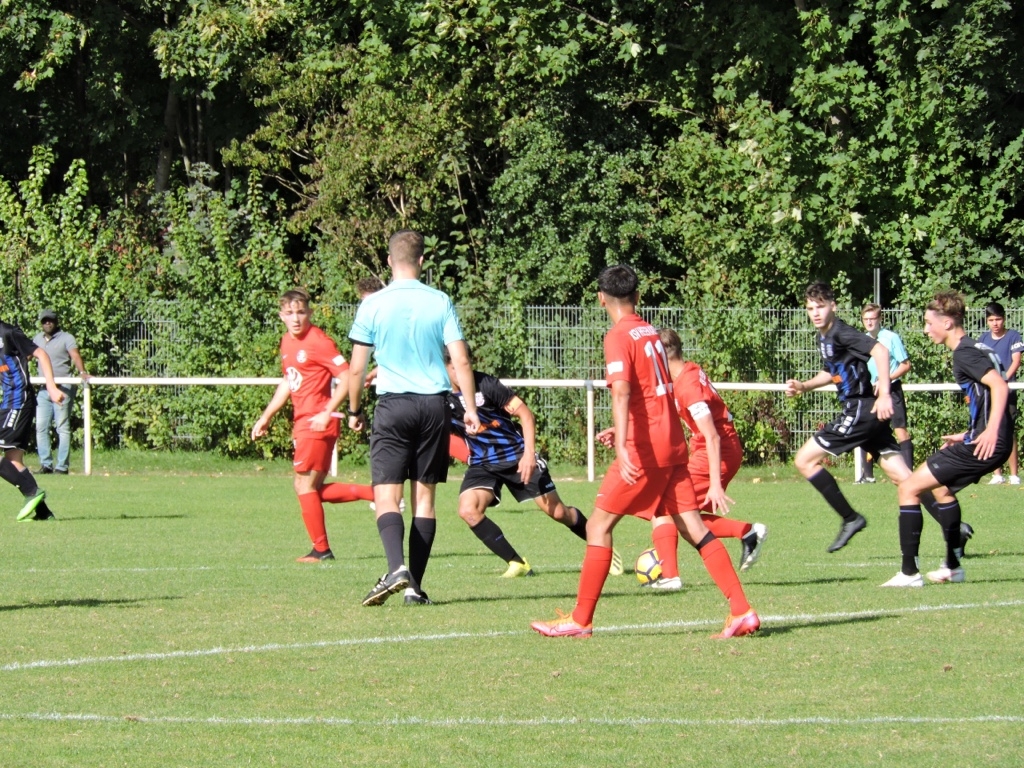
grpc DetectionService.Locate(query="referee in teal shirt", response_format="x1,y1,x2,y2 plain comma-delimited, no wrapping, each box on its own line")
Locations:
347,229,480,606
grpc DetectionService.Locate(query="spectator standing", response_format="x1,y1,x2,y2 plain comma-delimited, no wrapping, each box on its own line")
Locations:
857,304,913,482
978,302,1022,485
33,308,89,475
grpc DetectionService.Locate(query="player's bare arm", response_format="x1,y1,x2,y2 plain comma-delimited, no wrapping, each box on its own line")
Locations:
346,342,372,432
971,369,1009,461
785,370,833,397
252,380,291,440
692,409,734,514
446,340,481,434
506,396,537,483
610,379,639,484
32,348,65,405
868,342,894,420
309,369,350,433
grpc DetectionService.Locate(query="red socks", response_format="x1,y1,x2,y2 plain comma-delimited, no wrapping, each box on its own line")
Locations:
698,537,750,616
701,514,752,540
298,492,330,552
319,483,374,503
652,524,681,579
571,545,613,627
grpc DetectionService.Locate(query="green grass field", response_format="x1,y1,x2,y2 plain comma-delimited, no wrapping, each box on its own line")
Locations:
2,451,1022,767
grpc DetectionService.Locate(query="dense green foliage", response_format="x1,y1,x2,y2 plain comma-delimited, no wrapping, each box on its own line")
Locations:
1,1,1022,459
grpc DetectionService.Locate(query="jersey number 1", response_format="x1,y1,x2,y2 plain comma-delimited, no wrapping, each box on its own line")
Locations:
644,340,671,397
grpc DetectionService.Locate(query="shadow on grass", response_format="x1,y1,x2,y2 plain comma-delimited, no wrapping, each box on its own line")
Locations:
0,596,183,613
426,588,672,607
962,550,1024,560
49,514,189,522
747,576,867,587
750,613,889,637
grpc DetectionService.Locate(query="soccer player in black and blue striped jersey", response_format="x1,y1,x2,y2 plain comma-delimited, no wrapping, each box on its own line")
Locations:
785,282,912,553
895,291,1011,585
444,353,622,578
0,319,65,521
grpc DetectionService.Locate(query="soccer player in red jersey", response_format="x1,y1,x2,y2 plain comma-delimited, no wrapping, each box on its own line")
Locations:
531,265,758,639
251,289,372,562
598,328,767,589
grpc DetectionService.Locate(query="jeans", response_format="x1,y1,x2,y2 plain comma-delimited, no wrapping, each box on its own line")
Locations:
36,385,76,472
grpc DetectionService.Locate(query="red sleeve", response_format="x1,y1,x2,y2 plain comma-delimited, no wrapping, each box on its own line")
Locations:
603,327,632,386
676,364,708,411
314,332,349,376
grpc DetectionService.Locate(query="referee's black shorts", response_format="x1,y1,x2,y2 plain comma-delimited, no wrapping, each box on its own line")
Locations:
370,393,449,485
889,380,909,430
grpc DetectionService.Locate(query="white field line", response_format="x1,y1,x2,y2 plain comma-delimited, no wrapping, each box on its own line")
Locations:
6,558,901,575
0,712,1022,728
3,599,1023,674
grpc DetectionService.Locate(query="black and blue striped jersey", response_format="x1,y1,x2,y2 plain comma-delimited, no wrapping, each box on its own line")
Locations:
0,322,37,410
817,318,879,401
446,371,525,466
954,336,1012,445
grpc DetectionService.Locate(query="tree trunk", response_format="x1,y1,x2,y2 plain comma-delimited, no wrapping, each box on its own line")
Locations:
155,85,179,193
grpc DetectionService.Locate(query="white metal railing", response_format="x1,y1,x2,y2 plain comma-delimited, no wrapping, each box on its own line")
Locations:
29,376,1014,481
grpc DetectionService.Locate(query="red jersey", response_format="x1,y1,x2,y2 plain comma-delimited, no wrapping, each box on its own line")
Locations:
279,325,349,440
673,362,740,451
603,314,687,468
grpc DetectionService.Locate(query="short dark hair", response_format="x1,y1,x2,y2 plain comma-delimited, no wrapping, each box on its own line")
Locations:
279,288,311,308
984,301,1005,319
356,276,385,298
597,265,639,299
389,230,424,267
658,328,683,361
805,282,834,303
927,290,966,326
442,344,471,365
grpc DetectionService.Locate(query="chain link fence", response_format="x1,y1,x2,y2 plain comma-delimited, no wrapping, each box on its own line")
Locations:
110,302,1020,464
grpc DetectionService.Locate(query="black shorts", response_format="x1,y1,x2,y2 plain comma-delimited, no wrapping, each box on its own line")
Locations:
813,399,901,458
370,393,449,485
461,456,557,507
0,407,34,451
889,380,908,430
1008,390,1018,424
926,437,1014,495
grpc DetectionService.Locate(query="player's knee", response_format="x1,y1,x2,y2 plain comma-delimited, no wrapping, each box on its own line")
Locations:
458,505,484,526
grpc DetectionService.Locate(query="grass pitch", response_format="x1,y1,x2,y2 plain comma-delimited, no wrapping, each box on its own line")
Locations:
1,451,1023,767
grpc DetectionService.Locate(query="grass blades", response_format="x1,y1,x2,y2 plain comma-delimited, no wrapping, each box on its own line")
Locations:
1,452,1022,766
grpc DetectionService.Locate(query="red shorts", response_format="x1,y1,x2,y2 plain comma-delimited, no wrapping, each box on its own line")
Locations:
293,436,335,474
596,462,698,520
688,439,743,512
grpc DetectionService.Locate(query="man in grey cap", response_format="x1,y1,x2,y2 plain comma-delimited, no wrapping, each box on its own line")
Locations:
33,309,90,474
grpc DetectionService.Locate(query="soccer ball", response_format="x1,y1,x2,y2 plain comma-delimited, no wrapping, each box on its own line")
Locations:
635,548,662,585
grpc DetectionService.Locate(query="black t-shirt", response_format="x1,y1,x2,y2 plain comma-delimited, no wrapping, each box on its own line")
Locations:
446,371,525,465
954,336,1011,444
0,321,38,410
817,318,879,401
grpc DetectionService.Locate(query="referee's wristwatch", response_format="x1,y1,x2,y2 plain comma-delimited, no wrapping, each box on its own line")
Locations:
347,404,363,417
